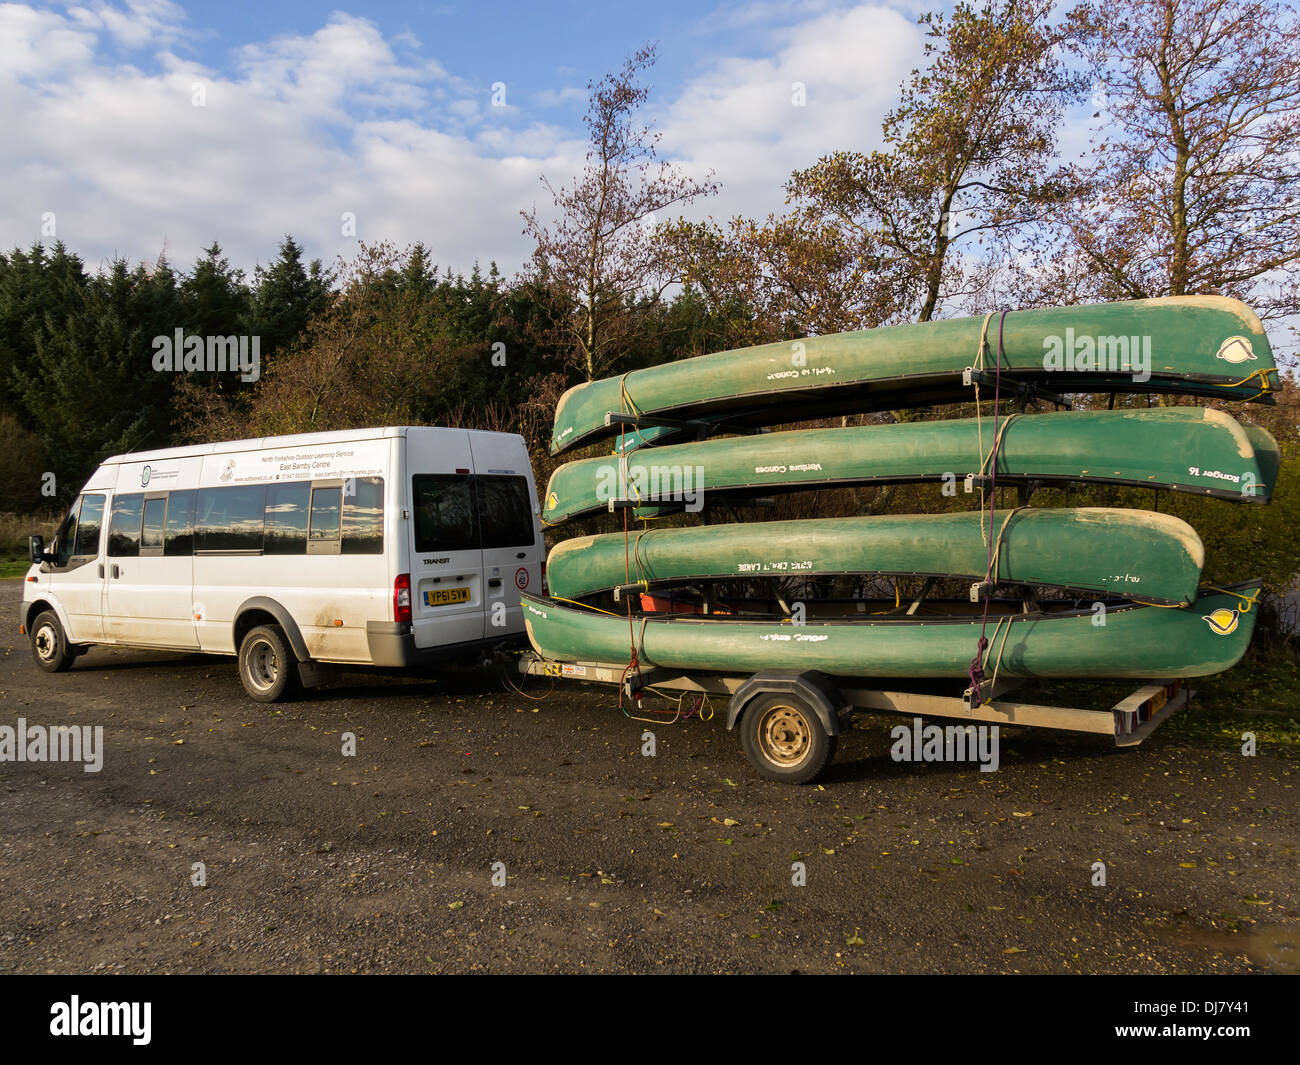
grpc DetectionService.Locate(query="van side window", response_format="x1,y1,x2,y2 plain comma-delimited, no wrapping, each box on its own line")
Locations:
413,475,476,552
309,486,342,541
475,476,535,549
265,482,309,555
164,490,196,556
196,485,267,552
141,498,167,554
108,494,145,557
342,477,384,554
74,495,105,558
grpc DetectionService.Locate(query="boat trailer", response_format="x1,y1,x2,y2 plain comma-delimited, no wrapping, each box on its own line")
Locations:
517,652,1190,784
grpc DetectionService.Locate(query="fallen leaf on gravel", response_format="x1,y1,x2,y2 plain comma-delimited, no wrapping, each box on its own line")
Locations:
1003,947,1026,954
447,901,463,910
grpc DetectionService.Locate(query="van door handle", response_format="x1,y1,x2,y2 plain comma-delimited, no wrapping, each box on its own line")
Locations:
111,564,120,579
98,563,105,578
488,578,502,588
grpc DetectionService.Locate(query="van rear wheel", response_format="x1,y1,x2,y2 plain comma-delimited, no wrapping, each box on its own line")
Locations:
30,610,76,673
238,625,301,703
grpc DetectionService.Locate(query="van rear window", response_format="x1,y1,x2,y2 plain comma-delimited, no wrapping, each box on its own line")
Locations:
476,476,535,549
413,475,476,552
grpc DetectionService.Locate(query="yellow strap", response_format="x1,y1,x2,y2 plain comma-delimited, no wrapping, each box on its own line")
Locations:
1210,367,1275,402
1203,585,1261,613
551,596,621,616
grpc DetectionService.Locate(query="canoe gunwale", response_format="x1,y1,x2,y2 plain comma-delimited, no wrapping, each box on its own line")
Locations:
545,470,1269,526
555,371,1280,454
525,580,1262,629
568,570,1194,608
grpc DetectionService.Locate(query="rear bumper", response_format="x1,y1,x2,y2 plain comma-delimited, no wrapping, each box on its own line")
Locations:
365,621,521,667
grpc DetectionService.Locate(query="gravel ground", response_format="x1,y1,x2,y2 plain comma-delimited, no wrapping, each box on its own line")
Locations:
2,581,1297,974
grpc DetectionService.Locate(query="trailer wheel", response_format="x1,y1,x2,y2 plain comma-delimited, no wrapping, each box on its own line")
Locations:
30,610,76,673
238,625,301,703
740,693,836,784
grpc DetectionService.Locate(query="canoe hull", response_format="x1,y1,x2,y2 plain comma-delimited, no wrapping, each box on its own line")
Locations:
553,296,1278,453
546,509,1205,606
521,584,1261,681
543,407,1275,524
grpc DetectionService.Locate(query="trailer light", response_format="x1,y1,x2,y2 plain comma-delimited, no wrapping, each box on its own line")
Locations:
394,574,412,623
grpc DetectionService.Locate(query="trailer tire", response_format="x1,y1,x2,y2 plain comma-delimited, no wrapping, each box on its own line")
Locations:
30,610,76,673
238,625,301,703
740,693,836,784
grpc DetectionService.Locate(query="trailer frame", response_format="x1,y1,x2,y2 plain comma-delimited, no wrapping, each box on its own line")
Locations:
517,651,1191,783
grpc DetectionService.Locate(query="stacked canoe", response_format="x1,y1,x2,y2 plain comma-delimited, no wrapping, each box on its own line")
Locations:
524,295,1280,682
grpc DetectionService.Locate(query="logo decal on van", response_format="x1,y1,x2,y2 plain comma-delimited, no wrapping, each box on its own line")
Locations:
140,465,151,487
515,567,529,590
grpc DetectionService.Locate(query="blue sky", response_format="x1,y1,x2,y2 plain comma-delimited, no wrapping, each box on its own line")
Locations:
3,0,947,276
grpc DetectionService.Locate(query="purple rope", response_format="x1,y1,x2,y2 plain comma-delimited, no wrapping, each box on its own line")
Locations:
967,310,1010,705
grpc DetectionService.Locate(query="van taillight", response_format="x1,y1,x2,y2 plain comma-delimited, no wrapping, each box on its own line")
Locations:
394,574,412,623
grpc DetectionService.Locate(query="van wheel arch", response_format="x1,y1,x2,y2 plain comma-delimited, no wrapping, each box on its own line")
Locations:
233,598,310,662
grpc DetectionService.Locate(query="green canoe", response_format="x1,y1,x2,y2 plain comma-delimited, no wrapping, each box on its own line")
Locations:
521,582,1261,681
542,407,1277,525
552,296,1278,454
546,509,1205,607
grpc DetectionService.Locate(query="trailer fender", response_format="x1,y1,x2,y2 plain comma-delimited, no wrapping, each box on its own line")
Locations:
234,597,311,662
727,670,848,737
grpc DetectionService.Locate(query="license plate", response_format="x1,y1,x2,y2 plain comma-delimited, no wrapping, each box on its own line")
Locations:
425,586,470,607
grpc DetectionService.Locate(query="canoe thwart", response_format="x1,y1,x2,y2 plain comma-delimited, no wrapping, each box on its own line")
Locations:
962,367,1073,408
603,410,768,439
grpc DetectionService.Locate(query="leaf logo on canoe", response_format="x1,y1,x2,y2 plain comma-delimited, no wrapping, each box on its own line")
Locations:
1215,336,1256,365
546,491,558,512
1203,607,1240,636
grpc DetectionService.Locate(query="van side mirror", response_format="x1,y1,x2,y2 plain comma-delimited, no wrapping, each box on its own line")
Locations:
29,535,45,564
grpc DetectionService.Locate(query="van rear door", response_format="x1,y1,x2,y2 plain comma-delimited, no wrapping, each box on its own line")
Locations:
468,433,541,639
407,432,485,649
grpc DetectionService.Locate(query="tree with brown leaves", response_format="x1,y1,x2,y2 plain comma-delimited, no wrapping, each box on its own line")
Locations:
520,44,718,382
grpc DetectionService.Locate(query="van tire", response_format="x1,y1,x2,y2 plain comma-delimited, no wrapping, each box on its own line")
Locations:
30,610,76,673
238,625,301,703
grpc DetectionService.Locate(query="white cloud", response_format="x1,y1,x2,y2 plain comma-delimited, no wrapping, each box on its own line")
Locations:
0,1,925,279
534,85,585,109
658,4,922,222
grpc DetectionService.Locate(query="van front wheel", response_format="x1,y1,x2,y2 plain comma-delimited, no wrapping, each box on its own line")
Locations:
30,610,76,673
238,625,301,703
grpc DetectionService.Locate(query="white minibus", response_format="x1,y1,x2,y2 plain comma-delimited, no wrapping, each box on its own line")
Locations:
21,426,543,701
